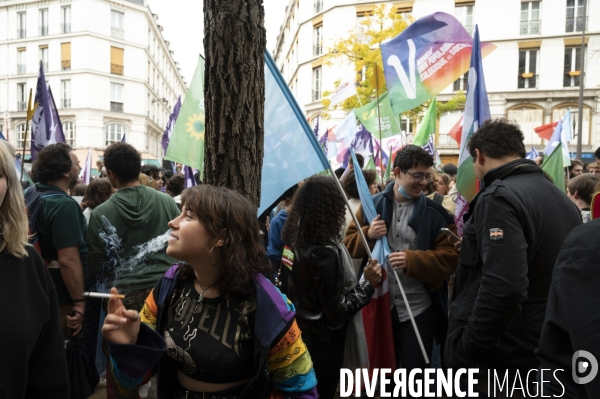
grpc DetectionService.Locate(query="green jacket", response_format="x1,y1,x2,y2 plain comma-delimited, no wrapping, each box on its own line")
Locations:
87,185,180,293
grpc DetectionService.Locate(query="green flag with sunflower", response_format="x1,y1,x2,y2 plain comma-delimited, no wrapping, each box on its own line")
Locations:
165,55,205,174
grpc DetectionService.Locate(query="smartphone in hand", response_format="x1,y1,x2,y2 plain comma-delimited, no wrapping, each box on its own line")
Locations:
441,227,461,242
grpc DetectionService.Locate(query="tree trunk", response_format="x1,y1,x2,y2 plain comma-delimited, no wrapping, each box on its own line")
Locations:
203,0,265,207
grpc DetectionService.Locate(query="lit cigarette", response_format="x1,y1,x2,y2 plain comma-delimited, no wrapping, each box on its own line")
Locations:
84,292,125,299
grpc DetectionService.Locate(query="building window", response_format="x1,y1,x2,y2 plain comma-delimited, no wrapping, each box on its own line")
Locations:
39,46,48,72
455,5,473,36
17,124,30,149
564,46,583,87
314,0,323,14
61,6,71,33
313,24,323,56
453,72,468,91
518,49,538,89
110,46,124,75
312,67,322,102
111,10,124,40
520,2,540,35
396,6,413,20
566,0,586,33
17,83,27,112
105,123,126,145
61,43,71,70
62,121,75,147
17,49,26,75
17,12,26,39
111,83,124,112
400,115,414,142
39,9,48,36
356,12,373,45
508,107,544,145
62,80,71,108
439,110,463,146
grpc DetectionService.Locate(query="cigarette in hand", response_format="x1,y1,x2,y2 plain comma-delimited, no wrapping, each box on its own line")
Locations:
84,292,125,299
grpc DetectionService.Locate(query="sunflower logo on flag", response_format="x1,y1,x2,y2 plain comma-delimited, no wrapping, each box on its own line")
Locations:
186,112,205,141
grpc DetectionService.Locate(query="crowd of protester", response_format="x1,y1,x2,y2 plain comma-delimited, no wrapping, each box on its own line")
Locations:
2,118,600,399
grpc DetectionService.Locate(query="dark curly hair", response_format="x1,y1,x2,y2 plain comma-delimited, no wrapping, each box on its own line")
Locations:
393,144,433,171
141,164,160,180
32,143,73,184
282,175,347,249
342,169,377,199
166,174,185,197
103,143,141,183
468,118,526,160
82,178,113,209
178,185,268,297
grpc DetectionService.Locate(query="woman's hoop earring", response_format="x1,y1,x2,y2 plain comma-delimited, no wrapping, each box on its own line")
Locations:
207,245,218,267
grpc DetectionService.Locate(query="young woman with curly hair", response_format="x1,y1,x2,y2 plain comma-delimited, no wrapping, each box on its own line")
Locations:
282,175,381,398
102,185,318,399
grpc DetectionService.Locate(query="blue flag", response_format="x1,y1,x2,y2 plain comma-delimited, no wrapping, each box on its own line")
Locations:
0,131,5,140
543,110,572,167
31,62,65,161
351,150,390,264
162,96,182,156
184,166,196,188
260,51,330,215
121,134,126,143
455,26,491,235
525,147,539,161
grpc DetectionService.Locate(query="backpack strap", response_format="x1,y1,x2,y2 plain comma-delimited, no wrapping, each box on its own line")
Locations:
432,192,444,204
24,186,69,235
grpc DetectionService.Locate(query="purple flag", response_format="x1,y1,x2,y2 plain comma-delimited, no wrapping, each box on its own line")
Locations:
422,135,435,157
162,96,182,156
81,148,92,184
31,62,65,161
0,132,5,140
184,166,196,188
121,134,126,143
342,124,375,167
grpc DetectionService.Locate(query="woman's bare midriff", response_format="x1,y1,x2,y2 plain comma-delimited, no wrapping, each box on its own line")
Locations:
177,369,251,393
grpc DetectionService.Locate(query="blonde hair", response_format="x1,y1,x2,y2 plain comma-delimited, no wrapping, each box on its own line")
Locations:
138,173,153,187
0,141,29,258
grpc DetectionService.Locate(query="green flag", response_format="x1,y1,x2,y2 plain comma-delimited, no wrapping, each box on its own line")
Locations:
384,147,393,181
412,98,437,147
354,92,401,140
541,143,565,192
165,55,205,174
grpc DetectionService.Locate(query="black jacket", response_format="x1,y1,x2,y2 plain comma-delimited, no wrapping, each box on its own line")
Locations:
0,246,69,398
445,159,582,372
536,218,600,397
290,244,374,342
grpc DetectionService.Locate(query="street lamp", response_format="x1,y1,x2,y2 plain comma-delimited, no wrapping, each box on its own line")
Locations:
152,98,168,106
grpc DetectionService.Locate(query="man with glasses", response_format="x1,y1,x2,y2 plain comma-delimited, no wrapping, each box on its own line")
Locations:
344,145,459,387
445,119,581,396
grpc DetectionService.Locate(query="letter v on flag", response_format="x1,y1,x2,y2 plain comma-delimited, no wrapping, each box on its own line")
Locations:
259,51,330,215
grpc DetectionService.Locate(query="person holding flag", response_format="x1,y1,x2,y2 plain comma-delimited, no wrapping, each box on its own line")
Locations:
344,145,458,387
445,119,581,395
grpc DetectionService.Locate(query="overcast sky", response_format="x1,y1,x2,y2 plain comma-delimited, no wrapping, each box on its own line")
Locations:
145,0,288,86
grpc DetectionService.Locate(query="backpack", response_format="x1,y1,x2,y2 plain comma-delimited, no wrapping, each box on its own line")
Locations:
24,185,69,260
432,192,445,205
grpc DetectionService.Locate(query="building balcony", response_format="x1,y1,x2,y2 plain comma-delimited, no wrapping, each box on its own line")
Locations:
111,27,124,40
520,20,541,35
314,0,323,14
63,99,71,108
17,64,26,75
17,101,27,112
565,16,587,33
39,26,49,36
61,24,71,34
62,60,71,71
110,102,124,112
111,64,124,75
313,44,322,57
312,89,321,102
17,29,26,39
518,73,538,89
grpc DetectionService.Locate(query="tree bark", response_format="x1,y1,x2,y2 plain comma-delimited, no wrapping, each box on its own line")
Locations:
203,0,265,207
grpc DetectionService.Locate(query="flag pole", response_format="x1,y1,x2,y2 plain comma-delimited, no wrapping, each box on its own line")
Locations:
21,89,38,182
374,68,384,184
327,162,429,364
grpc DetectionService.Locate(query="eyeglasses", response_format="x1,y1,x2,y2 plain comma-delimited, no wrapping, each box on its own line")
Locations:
402,170,435,183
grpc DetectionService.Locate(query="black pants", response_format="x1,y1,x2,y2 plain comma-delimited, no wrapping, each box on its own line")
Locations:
303,335,346,399
391,305,437,398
